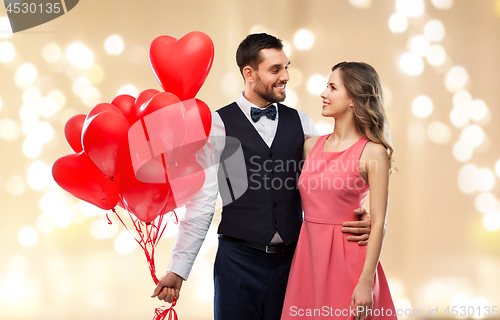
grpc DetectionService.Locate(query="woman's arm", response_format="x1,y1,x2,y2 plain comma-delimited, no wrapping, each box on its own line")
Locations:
302,136,320,160
351,142,391,320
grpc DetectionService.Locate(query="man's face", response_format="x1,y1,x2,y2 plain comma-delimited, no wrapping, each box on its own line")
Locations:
252,49,290,104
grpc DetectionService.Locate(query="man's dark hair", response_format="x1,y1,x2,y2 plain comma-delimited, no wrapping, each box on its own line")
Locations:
236,33,283,78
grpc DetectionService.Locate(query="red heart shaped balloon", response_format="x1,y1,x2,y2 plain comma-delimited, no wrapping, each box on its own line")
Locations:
168,160,205,208
111,94,136,125
64,114,86,153
149,31,214,100
52,152,119,210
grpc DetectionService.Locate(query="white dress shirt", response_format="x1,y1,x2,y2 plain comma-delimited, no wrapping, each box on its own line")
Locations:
167,92,319,280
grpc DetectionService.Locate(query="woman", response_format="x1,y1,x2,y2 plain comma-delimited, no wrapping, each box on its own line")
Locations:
281,62,397,320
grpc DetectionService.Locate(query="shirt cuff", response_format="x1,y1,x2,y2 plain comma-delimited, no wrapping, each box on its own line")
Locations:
167,258,193,281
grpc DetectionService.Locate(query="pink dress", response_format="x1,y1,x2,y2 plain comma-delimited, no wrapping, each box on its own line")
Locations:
281,135,397,320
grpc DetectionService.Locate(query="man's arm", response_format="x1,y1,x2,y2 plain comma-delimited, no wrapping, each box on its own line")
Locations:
342,207,371,246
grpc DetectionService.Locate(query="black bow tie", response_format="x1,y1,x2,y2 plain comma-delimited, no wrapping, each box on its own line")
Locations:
250,105,277,122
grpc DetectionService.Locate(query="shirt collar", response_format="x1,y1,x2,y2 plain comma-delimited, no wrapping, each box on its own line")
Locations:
236,91,278,117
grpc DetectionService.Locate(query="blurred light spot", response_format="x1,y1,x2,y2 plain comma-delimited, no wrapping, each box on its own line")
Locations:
85,64,105,85
282,40,292,58
449,106,469,128
116,84,138,97
220,73,241,95
315,120,334,135
411,95,432,118
431,0,453,9
445,66,468,92
88,290,109,309
36,214,55,234
388,13,408,33
495,159,500,178
460,125,484,149
249,25,268,34
28,121,54,145
23,138,42,158
37,96,59,119
39,190,73,228
49,89,66,110
424,20,445,42
15,63,38,88
396,0,425,17
4,270,25,303
192,258,213,280
453,140,473,162
450,293,472,314
409,35,430,56
80,201,101,217
27,161,51,190
9,255,27,272
104,34,124,55
114,230,137,255
349,0,372,9
22,86,42,105
0,41,15,62
386,278,406,298
399,52,424,76
427,121,450,145
126,44,146,64
383,85,393,108
65,42,94,69
90,218,118,240
294,29,314,50
18,226,38,247
287,67,303,89
0,16,12,39
458,164,478,194
82,87,102,107
72,76,92,97
284,88,298,108
477,168,495,192
196,279,214,302
407,123,426,145
472,296,489,319
453,90,472,108
467,99,488,122
394,297,412,319
6,175,25,196
475,193,497,214
426,44,446,66
0,118,21,141
307,74,327,95
42,42,62,63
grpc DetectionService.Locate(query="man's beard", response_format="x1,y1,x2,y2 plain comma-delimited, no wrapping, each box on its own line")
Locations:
253,76,286,104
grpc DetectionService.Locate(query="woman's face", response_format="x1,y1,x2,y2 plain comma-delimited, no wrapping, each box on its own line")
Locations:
320,69,354,118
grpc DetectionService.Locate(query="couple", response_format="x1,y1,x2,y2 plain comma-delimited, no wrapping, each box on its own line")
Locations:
152,33,397,320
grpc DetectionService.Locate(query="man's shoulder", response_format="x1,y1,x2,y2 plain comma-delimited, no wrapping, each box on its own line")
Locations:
216,101,238,113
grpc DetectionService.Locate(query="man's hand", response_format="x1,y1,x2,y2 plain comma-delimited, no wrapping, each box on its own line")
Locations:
342,207,371,246
151,272,184,303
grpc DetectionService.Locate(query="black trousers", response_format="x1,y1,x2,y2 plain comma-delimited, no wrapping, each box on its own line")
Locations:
214,237,296,320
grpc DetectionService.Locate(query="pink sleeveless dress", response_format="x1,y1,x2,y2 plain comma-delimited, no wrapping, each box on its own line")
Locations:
281,135,397,319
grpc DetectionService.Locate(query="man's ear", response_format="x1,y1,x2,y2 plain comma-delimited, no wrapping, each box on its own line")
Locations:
243,66,254,84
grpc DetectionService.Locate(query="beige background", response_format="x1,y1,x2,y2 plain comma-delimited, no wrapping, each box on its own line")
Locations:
0,0,499,319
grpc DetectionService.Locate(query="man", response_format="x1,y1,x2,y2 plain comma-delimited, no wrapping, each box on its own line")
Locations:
151,33,371,320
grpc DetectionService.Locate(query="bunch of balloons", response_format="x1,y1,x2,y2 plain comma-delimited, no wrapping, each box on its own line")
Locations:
52,31,215,319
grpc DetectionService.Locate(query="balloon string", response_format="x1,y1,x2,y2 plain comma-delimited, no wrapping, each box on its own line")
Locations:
152,299,178,320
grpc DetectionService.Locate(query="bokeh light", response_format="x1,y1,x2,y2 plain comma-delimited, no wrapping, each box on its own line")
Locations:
411,95,433,118
409,35,430,56
90,219,119,240
49,89,66,109
453,90,472,108
467,99,488,122
197,279,215,302
15,63,38,88
4,270,25,303
458,164,478,194
287,67,303,89
483,210,500,231
349,0,372,9
474,193,497,214
460,125,484,149
424,20,445,42
117,84,139,97
495,159,500,178
27,161,52,190
431,0,453,10
472,296,490,320
22,138,42,158
37,96,59,119
81,86,102,107
18,226,38,248
0,16,12,39
476,168,495,192
293,29,314,50
85,64,105,85
72,76,92,97
36,213,56,234
388,13,408,33
307,74,327,95
396,0,425,17
0,118,21,141
426,44,446,66
399,52,424,76
39,190,73,228
0,41,16,62
452,140,473,162
282,40,293,58
427,121,451,145
449,106,469,128
104,34,125,55
65,42,94,69
445,66,468,92
6,175,25,196
284,88,298,108
42,43,62,63
114,230,138,255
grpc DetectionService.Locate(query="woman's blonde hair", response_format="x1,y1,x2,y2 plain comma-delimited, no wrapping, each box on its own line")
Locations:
332,61,397,172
